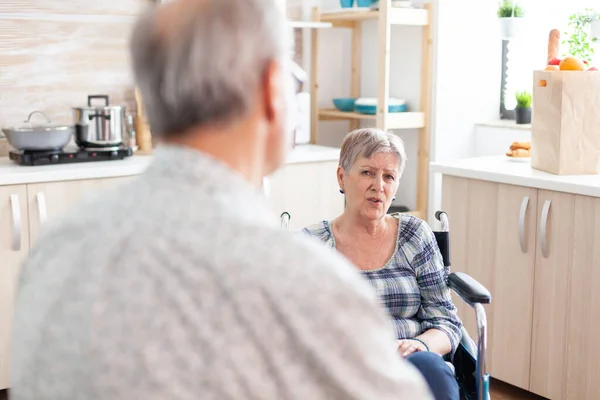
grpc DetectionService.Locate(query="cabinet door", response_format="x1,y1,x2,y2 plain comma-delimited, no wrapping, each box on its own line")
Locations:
441,176,497,356
564,194,600,400
530,190,575,400
442,177,538,389
491,183,537,389
27,177,134,246
267,161,344,231
0,185,29,390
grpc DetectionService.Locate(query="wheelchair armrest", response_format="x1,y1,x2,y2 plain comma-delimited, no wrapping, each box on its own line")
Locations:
448,272,491,305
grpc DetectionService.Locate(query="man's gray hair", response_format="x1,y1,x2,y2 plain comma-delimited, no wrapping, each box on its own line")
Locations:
339,128,407,178
129,0,292,136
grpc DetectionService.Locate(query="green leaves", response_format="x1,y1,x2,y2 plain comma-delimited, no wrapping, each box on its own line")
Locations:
497,0,524,18
563,8,599,62
515,90,532,109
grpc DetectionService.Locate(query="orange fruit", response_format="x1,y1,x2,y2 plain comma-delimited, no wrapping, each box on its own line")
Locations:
559,56,586,71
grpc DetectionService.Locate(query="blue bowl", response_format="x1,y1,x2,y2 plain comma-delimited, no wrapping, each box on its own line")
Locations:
333,98,357,112
354,103,407,114
356,0,373,7
340,0,354,7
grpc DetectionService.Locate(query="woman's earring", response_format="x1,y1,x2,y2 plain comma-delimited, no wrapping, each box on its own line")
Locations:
393,197,396,201
339,189,345,194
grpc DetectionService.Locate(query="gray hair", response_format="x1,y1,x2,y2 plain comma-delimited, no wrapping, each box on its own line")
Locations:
339,128,407,177
129,0,292,136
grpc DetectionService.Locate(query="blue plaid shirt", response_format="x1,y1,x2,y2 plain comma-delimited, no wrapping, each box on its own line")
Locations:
302,213,462,354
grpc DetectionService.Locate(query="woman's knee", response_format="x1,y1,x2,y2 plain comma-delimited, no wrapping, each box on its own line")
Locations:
406,352,458,400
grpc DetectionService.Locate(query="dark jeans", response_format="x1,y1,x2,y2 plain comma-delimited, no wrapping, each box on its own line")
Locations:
406,352,459,400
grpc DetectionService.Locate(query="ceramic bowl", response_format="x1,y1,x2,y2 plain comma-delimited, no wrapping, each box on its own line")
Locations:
332,98,357,112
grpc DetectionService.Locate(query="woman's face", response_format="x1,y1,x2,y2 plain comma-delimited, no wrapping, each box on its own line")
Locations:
339,152,400,221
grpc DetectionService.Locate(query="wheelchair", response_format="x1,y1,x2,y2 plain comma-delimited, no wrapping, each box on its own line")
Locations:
280,210,492,400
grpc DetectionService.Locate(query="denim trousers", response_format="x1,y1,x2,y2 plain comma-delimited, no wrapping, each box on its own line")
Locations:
406,352,459,400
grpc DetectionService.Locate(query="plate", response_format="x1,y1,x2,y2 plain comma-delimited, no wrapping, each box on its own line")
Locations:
505,155,530,163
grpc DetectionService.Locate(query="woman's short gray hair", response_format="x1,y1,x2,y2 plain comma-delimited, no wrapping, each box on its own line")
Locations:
130,0,291,136
339,128,407,177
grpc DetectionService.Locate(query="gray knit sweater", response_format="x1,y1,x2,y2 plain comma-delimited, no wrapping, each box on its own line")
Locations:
10,144,432,400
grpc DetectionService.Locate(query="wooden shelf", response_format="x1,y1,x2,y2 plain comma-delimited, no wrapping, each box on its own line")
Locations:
320,7,428,26
288,21,332,29
318,108,425,130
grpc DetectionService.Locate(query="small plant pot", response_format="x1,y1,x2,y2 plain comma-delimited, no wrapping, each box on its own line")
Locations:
499,17,525,40
591,21,600,40
515,107,531,124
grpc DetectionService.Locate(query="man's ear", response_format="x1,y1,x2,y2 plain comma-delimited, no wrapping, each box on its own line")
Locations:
262,60,284,123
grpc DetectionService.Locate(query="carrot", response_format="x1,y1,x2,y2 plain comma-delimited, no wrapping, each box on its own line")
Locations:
547,29,560,62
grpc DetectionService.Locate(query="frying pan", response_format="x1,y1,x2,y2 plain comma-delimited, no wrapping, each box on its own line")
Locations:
2,111,74,151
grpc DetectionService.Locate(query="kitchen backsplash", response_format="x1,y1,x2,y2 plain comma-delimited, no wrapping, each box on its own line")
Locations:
0,0,304,156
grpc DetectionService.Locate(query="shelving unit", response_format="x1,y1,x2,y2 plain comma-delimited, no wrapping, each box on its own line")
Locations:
309,1,433,219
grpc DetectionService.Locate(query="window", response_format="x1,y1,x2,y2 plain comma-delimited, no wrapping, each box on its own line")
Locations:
500,0,599,118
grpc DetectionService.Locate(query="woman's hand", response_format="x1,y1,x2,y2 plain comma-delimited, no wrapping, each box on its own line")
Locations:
397,339,427,358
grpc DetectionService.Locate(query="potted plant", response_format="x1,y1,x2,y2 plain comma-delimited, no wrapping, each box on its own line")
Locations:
497,0,525,40
515,90,532,125
564,9,600,60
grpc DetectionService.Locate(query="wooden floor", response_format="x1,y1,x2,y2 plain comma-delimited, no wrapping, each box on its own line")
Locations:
0,380,548,400
490,379,548,400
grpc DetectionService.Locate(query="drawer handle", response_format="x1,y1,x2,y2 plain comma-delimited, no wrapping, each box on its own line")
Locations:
518,196,530,253
540,200,552,258
10,194,21,251
37,192,47,224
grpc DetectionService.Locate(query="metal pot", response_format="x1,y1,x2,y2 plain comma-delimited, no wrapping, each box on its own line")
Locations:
2,111,74,151
73,95,126,150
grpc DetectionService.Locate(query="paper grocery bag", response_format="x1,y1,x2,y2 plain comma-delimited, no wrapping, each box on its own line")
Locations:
531,70,600,175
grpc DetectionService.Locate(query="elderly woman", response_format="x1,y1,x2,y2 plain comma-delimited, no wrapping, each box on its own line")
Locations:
302,128,462,400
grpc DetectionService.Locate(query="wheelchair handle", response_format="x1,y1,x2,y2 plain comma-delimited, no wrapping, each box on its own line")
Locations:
435,210,450,232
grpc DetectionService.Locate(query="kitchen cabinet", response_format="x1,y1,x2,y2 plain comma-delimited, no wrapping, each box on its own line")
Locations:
0,176,133,390
27,177,134,246
442,175,600,400
441,176,536,389
267,160,344,231
0,185,29,390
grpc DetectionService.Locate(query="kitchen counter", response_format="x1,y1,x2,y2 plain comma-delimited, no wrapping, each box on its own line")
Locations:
430,155,600,198
0,144,341,186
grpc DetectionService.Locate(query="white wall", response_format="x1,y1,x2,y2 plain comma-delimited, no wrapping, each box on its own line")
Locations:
473,124,531,157
427,0,501,223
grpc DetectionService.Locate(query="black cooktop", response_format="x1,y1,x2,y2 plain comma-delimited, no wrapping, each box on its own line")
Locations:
10,147,133,166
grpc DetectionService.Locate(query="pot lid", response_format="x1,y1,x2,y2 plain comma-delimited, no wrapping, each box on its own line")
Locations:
2,111,72,134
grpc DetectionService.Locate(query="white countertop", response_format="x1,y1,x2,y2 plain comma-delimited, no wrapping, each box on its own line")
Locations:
0,144,340,186
430,155,600,198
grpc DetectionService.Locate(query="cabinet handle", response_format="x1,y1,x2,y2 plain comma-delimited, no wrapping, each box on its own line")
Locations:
36,192,47,224
262,177,271,200
10,194,21,251
518,196,530,253
540,200,552,258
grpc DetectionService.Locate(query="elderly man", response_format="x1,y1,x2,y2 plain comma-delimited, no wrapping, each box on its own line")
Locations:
10,0,433,399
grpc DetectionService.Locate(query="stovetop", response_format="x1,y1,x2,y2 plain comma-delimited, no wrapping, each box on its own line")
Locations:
9,147,133,166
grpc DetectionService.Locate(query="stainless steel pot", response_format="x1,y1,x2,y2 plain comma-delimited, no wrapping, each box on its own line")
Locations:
2,111,74,151
73,95,126,150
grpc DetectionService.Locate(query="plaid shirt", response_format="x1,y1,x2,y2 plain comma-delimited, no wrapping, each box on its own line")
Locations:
302,213,462,354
